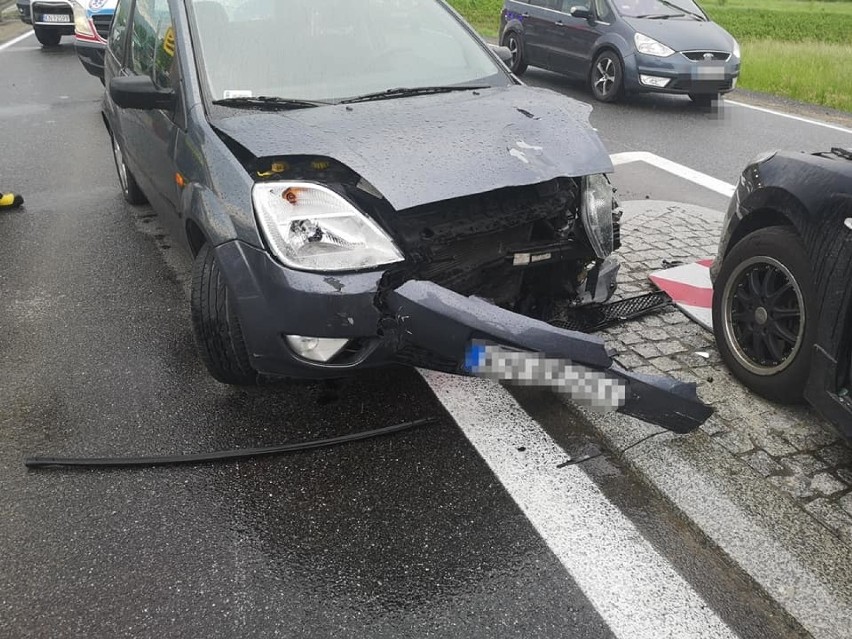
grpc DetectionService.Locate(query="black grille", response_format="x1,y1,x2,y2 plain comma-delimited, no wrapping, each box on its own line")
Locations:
92,14,113,40
682,51,730,61
549,292,672,333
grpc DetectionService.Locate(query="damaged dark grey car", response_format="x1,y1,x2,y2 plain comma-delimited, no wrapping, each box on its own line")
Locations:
102,0,710,430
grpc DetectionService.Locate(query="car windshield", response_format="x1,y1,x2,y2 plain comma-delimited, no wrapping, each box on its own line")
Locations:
188,0,507,105
613,0,706,19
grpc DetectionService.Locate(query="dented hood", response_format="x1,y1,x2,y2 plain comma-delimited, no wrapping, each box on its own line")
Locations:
211,85,613,210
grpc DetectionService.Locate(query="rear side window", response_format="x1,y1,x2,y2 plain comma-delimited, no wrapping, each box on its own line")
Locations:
530,0,559,9
108,0,132,60
129,0,178,88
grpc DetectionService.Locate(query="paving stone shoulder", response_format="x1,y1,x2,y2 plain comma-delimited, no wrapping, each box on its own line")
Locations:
602,200,852,546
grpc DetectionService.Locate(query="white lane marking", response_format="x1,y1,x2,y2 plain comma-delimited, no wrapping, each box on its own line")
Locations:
0,30,34,52
727,100,852,136
419,370,738,639
610,151,736,198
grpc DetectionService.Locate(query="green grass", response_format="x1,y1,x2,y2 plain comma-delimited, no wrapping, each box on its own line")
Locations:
740,39,852,112
446,0,852,111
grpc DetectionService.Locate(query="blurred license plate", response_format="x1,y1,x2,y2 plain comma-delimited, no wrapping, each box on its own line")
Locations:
692,64,725,80
41,14,70,22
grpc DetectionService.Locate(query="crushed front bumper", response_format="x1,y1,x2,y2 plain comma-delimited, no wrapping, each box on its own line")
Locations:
386,281,711,433
217,241,711,432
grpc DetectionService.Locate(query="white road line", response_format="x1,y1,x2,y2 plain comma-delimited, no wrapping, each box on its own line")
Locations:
727,100,852,136
610,151,736,198
419,370,738,639
0,30,33,52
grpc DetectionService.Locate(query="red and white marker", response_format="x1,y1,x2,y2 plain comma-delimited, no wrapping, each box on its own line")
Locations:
649,260,714,331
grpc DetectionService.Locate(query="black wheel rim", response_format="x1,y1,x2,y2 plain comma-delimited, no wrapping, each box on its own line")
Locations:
722,256,805,375
593,56,617,97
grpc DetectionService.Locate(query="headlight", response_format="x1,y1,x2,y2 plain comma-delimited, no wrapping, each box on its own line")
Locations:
732,39,741,59
580,174,614,259
252,181,404,272
72,2,95,38
634,33,675,57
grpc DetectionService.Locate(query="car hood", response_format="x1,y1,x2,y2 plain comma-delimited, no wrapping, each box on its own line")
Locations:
624,17,734,53
211,85,613,211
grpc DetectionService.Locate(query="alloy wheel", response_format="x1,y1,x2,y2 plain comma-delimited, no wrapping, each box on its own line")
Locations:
721,256,805,376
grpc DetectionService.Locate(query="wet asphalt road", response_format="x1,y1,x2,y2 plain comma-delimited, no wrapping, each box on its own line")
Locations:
0,35,822,638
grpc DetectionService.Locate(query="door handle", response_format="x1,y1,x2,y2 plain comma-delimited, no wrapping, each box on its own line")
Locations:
556,20,564,25
521,12,530,17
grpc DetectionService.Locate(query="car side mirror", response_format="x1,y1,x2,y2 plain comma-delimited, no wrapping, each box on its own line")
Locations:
109,75,176,111
570,6,592,20
488,43,513,65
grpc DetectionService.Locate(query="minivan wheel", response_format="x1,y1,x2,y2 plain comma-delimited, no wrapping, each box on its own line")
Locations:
191,243,259,386
110,134,147,205
711,227,816,404
34,27,61,47
590,51,623,102
502,31,528,75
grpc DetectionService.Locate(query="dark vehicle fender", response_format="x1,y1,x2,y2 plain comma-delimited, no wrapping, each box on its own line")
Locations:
181,183,241,254
590,35,632,76
500,17,525,44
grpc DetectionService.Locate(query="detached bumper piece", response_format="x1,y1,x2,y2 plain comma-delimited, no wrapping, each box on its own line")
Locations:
386,281,712,433
549,291,673,333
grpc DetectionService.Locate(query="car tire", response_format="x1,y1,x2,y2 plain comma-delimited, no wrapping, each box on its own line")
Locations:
712,226,817,404
502,31,528,76
590,50,623,103
190,243,259,386
34,27,61,47
110,134,147,205
689,92,719,107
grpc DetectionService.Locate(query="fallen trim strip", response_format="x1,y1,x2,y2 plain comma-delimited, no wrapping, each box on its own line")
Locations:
24,417,438,469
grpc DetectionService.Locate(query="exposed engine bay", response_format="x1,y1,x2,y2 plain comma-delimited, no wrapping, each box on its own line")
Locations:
246,154,622,319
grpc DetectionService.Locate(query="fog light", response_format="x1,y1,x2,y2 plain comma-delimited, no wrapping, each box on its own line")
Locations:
286,335,349,362
639,75,671,88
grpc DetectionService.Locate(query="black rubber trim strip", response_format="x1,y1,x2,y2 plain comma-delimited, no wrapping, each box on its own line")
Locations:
25,417,438,469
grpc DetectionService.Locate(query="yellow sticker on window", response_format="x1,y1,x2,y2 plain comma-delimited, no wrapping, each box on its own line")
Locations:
163,26,175,57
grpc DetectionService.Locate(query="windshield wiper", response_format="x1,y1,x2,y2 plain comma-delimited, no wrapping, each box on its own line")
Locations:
658,0,706,21
340,85,490,104
636,13,684,19
212,96,331,109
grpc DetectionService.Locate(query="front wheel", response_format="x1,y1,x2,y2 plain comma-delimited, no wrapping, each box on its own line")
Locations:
190,243,258,385
34,27,62,47
502,31,528,75
712,226,817,404
590,51,623,103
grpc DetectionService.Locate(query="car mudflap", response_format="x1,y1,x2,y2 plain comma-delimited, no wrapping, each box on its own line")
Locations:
385,280,712,433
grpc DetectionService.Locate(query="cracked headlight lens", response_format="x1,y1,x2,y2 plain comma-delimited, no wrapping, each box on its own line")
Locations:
580,174,614,259
634,33,675,57
252,182,404,272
